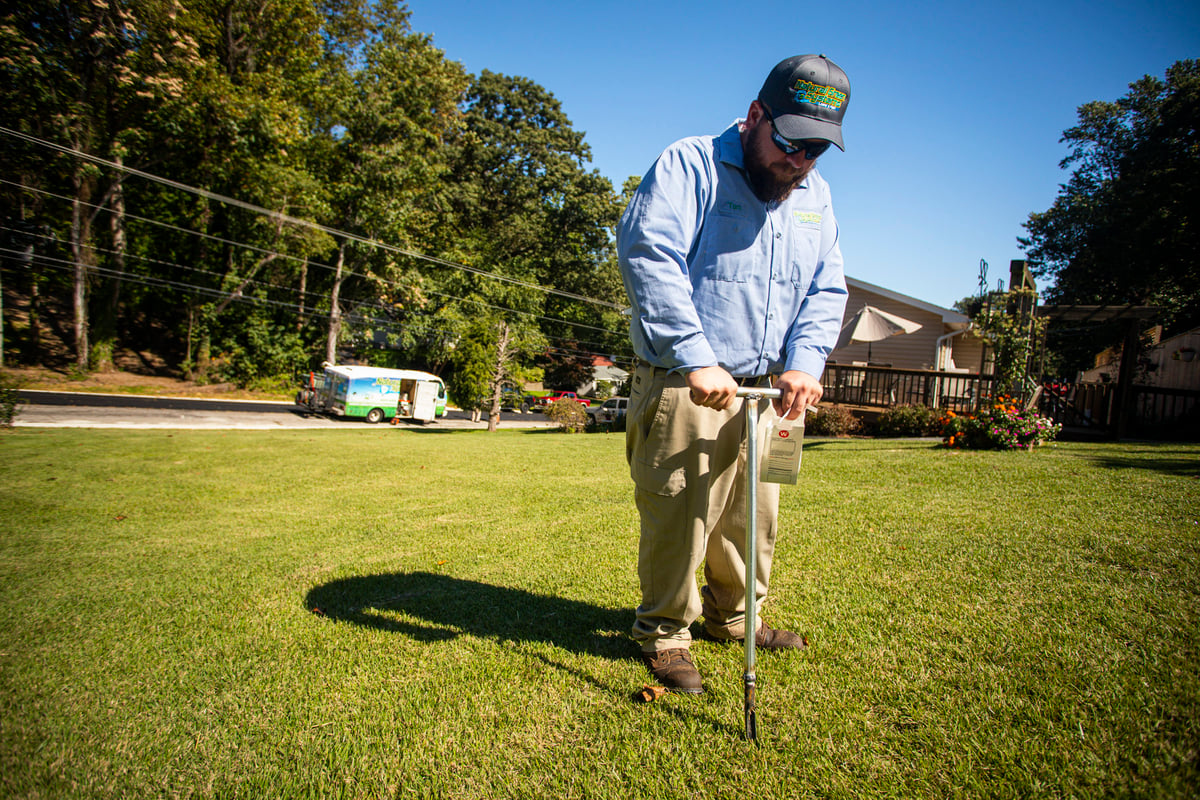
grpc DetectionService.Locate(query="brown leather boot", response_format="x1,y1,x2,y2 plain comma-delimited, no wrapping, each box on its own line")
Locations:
704,621,808,649
640,648,704,694
750,624,807,649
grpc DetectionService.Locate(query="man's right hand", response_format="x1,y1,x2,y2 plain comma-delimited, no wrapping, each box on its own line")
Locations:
685,366,738,411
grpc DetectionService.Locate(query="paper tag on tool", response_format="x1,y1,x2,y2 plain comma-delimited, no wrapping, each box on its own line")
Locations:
761,416,803,484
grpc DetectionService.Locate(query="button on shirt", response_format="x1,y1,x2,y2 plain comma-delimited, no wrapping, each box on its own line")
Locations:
617,121,847,379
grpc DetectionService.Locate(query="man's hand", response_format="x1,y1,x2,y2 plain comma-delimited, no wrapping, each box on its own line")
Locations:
773,370,822,420
685,366,738,411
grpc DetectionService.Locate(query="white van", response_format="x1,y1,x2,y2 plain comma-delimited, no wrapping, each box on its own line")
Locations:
297,364,447,423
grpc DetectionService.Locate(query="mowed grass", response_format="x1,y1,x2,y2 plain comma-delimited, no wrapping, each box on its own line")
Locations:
0,428,1197,799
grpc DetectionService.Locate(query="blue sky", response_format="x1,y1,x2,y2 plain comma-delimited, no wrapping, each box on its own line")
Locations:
407,0,1198,309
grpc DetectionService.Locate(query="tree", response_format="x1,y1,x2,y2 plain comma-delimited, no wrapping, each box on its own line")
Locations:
435,70,625,418
1020,60,1200,372
304,3,467,366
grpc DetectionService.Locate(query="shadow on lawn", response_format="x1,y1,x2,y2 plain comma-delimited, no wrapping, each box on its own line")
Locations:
306,572,747,737
305,571,634,660
1090,445,1200,478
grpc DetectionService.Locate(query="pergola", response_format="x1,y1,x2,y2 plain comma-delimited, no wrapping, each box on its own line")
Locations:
1037,303,1162,439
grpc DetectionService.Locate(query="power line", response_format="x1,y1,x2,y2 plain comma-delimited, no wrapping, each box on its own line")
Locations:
0,125,625,310
0,217,631,353
1,247,633,364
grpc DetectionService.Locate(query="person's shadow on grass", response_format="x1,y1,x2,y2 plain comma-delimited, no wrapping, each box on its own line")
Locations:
305,571,634,661
306,571,744,735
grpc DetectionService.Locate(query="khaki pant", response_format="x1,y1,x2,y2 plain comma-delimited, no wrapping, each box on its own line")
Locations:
626,364,780,652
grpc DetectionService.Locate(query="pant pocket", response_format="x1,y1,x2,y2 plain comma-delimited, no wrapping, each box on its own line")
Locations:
632,458,686,497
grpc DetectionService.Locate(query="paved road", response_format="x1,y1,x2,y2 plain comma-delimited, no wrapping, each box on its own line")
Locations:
15,390,558,431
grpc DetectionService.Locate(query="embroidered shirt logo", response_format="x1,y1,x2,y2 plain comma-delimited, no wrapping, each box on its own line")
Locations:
791,80,847,111
793,210,822,226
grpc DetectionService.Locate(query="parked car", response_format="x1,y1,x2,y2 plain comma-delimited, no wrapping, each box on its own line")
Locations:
535,391,589,409
587,396,628,424
498,388,534,413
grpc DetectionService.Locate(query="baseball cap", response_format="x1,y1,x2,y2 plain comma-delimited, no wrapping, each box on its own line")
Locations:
757,54,850,150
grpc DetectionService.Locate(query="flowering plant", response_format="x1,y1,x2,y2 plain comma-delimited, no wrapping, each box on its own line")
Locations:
939,396,1060,450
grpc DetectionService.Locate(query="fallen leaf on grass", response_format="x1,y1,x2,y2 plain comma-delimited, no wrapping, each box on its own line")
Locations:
633,685,668,704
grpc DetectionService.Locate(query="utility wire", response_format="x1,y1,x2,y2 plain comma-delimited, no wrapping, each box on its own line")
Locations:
0,221,630,356
0,181,631,342
1,247,631,363
0,125,625,310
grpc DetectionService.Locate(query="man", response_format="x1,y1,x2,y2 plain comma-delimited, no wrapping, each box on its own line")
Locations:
616,54,850,693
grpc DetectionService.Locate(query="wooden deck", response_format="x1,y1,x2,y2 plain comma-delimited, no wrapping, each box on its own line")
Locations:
821,363,996,413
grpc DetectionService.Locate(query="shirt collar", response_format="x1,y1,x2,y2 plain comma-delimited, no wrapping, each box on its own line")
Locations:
717,121,745,170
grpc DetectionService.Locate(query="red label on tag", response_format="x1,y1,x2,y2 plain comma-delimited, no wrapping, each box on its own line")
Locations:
779,430,790,438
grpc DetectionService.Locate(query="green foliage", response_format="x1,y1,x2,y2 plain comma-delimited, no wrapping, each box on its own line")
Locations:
544,397,588,433
0,374,24,428
1,0,625,394
875,404,941,437
941,396,1061,450
806,405,858,436
972,288,1046,391
213,310,308,387
1021,60,1200,369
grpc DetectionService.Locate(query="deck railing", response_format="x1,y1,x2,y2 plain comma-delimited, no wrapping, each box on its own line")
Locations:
1038,382,1200,438
820,364,997,413
819,366,1200,438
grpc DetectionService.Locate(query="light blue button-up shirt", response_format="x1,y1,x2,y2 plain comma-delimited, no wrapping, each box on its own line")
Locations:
617,122,848,379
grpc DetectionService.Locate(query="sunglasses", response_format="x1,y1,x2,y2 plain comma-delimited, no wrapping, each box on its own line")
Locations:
762,107,832,161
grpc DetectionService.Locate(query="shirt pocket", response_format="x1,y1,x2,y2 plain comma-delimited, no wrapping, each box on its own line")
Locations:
695,207,759,283
790,213,822,289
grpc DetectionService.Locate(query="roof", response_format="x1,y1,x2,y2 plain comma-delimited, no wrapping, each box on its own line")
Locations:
846,276,971,329
323,364,443,382
1036,304,1162,323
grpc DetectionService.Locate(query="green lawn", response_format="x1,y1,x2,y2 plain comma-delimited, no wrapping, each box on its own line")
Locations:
1,429,1197,799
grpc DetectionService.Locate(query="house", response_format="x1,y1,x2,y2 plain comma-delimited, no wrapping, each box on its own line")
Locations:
829,276,982,373
577,355,630,397
1077,326,1200,391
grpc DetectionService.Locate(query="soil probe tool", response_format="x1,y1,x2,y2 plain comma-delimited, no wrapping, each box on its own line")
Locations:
734,385,782,744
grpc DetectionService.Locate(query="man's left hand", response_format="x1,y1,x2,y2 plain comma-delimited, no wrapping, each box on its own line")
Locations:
772,370,823,420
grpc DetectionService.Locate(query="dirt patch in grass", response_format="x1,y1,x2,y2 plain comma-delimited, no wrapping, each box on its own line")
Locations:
1,365,283,401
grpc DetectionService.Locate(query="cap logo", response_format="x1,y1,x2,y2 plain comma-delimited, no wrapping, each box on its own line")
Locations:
791,79,846,111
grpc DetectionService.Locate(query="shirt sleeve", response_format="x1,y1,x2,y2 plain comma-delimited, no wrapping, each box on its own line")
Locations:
783,198,848,378
616,142,719,372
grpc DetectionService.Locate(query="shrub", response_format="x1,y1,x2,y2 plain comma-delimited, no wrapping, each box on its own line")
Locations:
876,404,941,437
0,374,24,428
806,405,858,436
545,398,588,433
941,396,1061,450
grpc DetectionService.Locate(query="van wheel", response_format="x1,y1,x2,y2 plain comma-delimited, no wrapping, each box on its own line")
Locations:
366,408,385,424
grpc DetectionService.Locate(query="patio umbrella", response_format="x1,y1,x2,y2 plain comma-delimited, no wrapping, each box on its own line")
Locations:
834,305,923,361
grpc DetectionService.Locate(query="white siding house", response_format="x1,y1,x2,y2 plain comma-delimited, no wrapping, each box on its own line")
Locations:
829,277,983,373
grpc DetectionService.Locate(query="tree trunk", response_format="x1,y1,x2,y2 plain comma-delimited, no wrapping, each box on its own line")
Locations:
297,258,308,332
91,163,127,373
326,243,346,365
486,320,511,432
29,246,40,362
70,167,92,371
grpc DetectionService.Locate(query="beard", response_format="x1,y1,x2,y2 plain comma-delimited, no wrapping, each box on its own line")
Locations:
742,126,814,204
